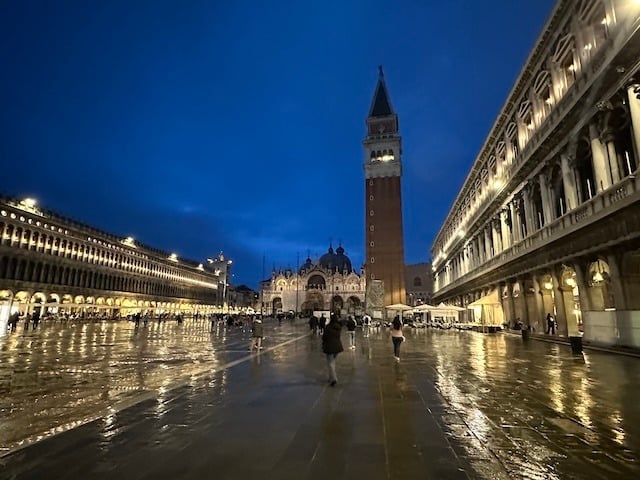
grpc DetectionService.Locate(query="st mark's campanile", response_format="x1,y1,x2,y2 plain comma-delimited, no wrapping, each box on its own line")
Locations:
364,67,406,308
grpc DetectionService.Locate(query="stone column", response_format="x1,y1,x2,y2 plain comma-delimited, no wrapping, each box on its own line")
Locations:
500,209,511,250
539,172,553,225
560,153,579,211
573,262,591,336
530,275,545,332
589,123,612,193
484,227,492,260
551,269,568,336
603,132,622,184
523,190,536,233
606,253,627,311
514,277,528,327
627,84,640,165
506,281,517,327
491,219,502,254
513,201,524,242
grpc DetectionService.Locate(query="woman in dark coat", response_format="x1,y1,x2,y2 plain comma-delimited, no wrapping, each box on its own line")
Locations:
322,313,343,386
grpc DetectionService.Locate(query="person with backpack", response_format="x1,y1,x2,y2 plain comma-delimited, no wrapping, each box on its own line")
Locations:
391,315,405,362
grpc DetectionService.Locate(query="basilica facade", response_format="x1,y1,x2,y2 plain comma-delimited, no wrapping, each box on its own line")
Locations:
432,0,640,348
261,245,366,316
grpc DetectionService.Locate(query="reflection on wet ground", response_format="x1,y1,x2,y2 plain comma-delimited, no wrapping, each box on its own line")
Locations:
1,322,639,479
0,319,300,453
417,329,640,479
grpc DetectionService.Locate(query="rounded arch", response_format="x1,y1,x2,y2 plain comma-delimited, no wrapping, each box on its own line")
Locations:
307,274,326,290
272,297,283,313
345,296,361,315
331,295,344,312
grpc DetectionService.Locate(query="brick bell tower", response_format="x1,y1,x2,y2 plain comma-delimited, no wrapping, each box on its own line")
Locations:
364,66,406,308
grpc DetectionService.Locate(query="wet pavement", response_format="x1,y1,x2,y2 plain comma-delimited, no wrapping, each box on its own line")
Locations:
0,320,639,479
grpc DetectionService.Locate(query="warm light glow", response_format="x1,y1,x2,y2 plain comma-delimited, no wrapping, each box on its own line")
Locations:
22,198,37,208
568,64,575,72
168,253,178,262
593,271,604,283
565,277,576,288
542,281,553,290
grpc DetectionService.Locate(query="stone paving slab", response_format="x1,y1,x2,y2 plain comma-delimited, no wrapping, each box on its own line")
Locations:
1,322,640,479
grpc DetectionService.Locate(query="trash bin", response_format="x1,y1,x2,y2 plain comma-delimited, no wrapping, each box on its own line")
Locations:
521,328,530,341
569,336,583,354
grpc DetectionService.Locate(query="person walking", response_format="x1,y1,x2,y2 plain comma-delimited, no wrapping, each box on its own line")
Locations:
391,315,405,362
309,314,318,335
318,314,327,336
249,316,264,351
32,311,41,330
8,311,19,332
362,313,371,337
545,313,555,335
322,313,343,386
346,315,356,349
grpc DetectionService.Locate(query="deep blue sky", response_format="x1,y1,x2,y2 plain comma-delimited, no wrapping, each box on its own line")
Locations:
0,0,555,289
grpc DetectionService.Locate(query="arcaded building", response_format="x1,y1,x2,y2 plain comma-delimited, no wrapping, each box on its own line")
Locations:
431,0,640,348
0,196,229,323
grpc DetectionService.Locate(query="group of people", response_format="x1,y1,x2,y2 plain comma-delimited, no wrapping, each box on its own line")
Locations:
6,311,41,332
319,312,405,387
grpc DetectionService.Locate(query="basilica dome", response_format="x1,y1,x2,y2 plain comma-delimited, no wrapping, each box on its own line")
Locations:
318,245,353,273
299,257,314,274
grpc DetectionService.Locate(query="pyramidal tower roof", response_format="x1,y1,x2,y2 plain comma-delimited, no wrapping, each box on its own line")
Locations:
368,66,395,117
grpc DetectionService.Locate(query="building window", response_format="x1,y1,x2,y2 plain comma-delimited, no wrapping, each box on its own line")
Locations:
369,195,374,201
370,241,374,247
413,276,422,287
369,225,374,232
369,210,374,216
370,257,375,263
370,273,375,279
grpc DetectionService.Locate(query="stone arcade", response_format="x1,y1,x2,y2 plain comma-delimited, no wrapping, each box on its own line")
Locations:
432,0,640,348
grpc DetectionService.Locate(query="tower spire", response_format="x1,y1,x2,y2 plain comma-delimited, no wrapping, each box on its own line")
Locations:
369,65,394,117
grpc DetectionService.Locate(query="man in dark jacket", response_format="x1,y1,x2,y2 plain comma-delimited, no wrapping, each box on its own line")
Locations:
322,314,343,386
318,314,327,335
309,314,318,335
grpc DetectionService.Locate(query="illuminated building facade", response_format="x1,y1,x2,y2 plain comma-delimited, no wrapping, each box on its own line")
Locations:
432,0,640,348
0,196,229,323
261,246,366,316
364,67,407,308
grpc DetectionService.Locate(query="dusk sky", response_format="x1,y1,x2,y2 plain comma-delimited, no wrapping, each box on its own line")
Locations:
0,0,555,289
